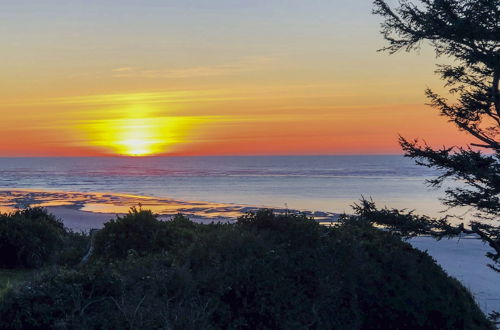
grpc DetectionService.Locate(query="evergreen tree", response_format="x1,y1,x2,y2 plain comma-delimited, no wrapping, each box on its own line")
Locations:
372,0,499,271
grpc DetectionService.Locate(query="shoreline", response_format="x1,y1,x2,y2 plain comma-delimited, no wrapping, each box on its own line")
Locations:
0,189,339,230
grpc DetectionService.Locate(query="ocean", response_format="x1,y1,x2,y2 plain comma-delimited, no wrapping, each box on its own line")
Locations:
0,155,451,217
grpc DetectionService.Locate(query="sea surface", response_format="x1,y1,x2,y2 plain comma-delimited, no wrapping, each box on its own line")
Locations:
0,155,454,217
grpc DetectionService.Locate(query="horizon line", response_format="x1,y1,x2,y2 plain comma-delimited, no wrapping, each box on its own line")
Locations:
0,153,406,158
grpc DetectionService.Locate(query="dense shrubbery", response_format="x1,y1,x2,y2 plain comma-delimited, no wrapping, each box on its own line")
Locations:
0,208,89,269
0,208,66,268
59,231,92,267
0,258,211,329
0,209,491,329
93,207,196,259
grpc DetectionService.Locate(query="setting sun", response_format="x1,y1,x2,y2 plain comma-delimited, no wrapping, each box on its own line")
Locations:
115,119,166,156
80,113,210,156
113,117,168,156
120,138,155,156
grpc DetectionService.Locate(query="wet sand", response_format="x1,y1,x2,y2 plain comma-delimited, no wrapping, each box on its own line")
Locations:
0,189,339,231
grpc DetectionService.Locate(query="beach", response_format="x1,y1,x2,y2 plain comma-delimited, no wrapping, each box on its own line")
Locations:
0,189,339,231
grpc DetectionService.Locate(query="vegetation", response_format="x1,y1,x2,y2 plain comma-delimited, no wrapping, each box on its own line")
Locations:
0,208,87,269
373,0,500,271
0,208,492,329
0,270,32,301
93,207,195,260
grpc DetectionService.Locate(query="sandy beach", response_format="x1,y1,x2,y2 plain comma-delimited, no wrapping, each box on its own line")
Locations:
0,189,339,227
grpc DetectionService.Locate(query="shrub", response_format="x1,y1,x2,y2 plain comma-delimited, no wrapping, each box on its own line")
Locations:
237,209,323,247
58,231,91,267
184,213,491,329
330,221,490,329
0,210,492,329
0,257,213,330
0,208,66,268
93,208,197,260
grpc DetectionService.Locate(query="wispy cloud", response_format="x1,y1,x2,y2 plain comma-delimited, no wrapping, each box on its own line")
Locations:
0,83,357,109
111,56,276,79
46,90,252,106
112,67,137,73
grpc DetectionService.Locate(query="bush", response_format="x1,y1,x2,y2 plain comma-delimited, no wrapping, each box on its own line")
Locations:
0,258,213,330
185,211,490,329
330,221,490,329
0,208,67,268
0,210,492,329
93,207,165,260
93,208,197,260
58,231,91,267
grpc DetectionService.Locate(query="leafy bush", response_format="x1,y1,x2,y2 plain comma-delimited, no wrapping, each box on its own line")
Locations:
0,257,212,330
331,221,489,329
0,210,492,329
237,209,322,247
58,231,91,267
93,207,165,260
0,208,67,268
186,211,490,329
93,208,197,260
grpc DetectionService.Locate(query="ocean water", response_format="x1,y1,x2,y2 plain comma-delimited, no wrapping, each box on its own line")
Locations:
0,155,450,216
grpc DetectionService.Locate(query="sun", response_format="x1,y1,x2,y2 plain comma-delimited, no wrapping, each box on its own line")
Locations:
77,103,217,156
80,113,206,156
120,139,153,156
113,118,166,156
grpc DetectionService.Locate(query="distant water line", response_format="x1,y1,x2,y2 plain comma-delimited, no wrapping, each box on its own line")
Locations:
0,155,448,216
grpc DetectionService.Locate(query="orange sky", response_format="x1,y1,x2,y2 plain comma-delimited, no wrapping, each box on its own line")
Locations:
0,1,471,157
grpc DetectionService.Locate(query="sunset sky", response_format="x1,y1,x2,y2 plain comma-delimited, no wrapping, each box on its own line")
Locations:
1,0,470,156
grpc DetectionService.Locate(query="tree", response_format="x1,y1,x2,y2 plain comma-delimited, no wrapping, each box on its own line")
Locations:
372,0,499,272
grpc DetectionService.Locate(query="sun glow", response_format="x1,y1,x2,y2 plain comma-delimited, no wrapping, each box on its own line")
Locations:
121,139,155,156
79,106,210,156
112,117,170,156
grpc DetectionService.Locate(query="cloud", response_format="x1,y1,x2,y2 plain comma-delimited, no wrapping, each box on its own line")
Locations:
45,90,252,107
111,56,276,79
112,67,137,73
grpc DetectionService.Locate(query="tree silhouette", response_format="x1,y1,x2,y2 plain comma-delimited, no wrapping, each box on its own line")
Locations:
372,0,499,271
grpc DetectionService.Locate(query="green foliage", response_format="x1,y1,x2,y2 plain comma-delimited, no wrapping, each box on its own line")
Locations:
93,208,197,260
0,270,32,301
334,221,489,329
93,207,166,259
0,208,66,268
58,231,91,267
348,198,461,238
0,257,213,330
0,210,491,329
0,207,90,269
237,209,322,248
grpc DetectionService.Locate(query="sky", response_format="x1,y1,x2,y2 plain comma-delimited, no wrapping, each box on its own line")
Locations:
0,0,471,156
